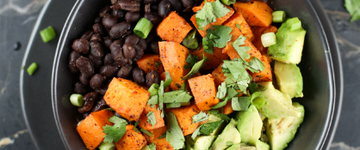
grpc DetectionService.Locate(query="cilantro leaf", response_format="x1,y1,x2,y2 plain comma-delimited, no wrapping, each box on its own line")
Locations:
231,96,251,111
199,120,224,135
184,55,208,78
166,112,185,149
149,143,156,150
155,61,162,68
182,30,199,49
232,35,250,60
191,125,201,140
203,25,232,54
158,81,165,118
134,120,140,133
164,71,173,89
163,90,192,103
103,116,127,143
345,0,360,22
195,0,230,30
147,111,157,126
185,53,200,69
211,87,239,109
216,82,227,100
140,128,153,137
223,59,252,93
208,110,230,122
236,24,241,30
148,83,159,96
192,111,209,123
147,95,159,106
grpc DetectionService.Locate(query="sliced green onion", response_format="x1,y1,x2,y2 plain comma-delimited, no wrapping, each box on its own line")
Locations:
221,0,235,6
272,10,286,23
27,62,38,75
182,30,199,49
98,142,115,150
134,18,153,39
40,26,56,43
261,32,276,47
70,93,84,107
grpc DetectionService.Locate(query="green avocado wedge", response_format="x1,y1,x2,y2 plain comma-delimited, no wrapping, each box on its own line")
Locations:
235,105,263,145
210,119,241,150
274,61,303,98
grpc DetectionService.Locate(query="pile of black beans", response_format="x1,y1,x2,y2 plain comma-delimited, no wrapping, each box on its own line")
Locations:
68,0,200,118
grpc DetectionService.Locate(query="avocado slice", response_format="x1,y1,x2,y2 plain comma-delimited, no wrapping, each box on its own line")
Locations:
193,136,216,150
235,105,263,145
254,140,270,150
266,102,305,150
274,61,303,98
268,17,306,64
226,144,256,150
255,82,300,119
140,145,151,150
210,119,241,150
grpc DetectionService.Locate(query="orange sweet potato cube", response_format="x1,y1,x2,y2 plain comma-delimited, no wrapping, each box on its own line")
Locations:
190,46,229,71
223,12,255,41
76,110,113,150
143,126,173,150
157,11,193,43
115,125,147,150
168,104,205,136
104,78,150,121
212,63,227,87
250,55,272,82
188,74,220,110
137,54,164,74
233,1,273,27
139,105,165,131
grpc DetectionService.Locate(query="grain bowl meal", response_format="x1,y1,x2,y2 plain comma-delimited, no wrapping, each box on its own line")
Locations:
66,0,306,149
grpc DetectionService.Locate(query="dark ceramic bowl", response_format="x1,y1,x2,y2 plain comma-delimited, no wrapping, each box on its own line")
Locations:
52,0,343,149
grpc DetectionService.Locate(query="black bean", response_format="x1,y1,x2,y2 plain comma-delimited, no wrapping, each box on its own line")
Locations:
145,30,156,43
117,65,133,78
122,43,136,59
146,70,161,87
181,0,193,12
89,54,103,68
76,56,94,84
103,37,113,49
93,23,107,35
91,99,108,112
74,82,91,95
150,40,159,54
79,74,90,85
111,0,141,12
90,41,104,58
132,67,145,85
125,34,140,45
158,0,171,18
111,0,118,4
111,40,131,66
99,6,111,17
68,51,81,73
102,15,118,28
90,74,106,89
78,92,98,113
80,30,95,40
144,0,157,4
104,53,116,66
109,22,131,39
151,4,158,11
112,9,125,19
90,33,103,42
82,112,89,119
100,65,119,78
133,38,147,61
168,0,182,11
94,16,102,23
72,39,89,54
125,12,141,22
144,12,162,25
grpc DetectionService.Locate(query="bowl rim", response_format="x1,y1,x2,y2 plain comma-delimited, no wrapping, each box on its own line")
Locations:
50,0,344,149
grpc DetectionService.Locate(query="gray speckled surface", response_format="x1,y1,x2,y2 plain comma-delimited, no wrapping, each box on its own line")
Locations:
0,0,359,149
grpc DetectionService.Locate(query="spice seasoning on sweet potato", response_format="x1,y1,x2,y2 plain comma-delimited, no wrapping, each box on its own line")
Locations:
190,46,229,71
139,105,165,131
76,109,113,150
233,1,273,27
115,125,147,150
212,63,227,87
188,74,220,110
136,54,164,74
104,78,150,121
159,41,190,91
250,55,272,82
143,126,174,150
223,12,255,41
157,11,193,43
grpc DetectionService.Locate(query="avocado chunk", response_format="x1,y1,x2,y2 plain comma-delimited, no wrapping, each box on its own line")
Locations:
226,144,256,150
266,102,305,150
255,82,300,119
254,140,270,150
274,61,303,98
185,136,195,150
193,136,216,150
210,119,241,150
99,142,115,150
207,114,227,136
268,17,306,64
235,105,263,145
140,145,151,150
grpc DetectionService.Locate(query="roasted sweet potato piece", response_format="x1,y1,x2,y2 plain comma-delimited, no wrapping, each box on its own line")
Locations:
157,11,193,43
233,1,273,27
159,41,190,91
104,78,150,121
250,55,272,82
188,74,219,110
223,12,255,41
139,105,165,131
76,109,113,150
251,26,278,55
115,125,147,150
212,63,227,87
190,46,229,71
222,101,233,115
143,126,173,150
168,104,206,136
137,54,164,74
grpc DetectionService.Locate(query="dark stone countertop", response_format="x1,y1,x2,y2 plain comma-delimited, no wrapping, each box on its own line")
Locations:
0,0,358,149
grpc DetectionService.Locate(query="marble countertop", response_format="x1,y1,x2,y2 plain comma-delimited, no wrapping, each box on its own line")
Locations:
0,0,359,149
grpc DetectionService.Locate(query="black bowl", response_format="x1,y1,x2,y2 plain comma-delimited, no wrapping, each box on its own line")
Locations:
52,0,343,149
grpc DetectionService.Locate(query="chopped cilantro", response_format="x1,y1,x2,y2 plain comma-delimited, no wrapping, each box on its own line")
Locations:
192,111,209,123
223,59,252,93
149,143,156,150
182,30,199,49
147,111,157,126
163,90,192,103
165,112,185,149
211,87,239,109
203,25,232,54
163,71,173,89
148,83,159,96
195,0,230,30
184,55,208,78
140,128,153,137
191,120,224,139
155,61,162,68
231,96,251,111
208,110,230,122
185,53,200,69
345,0,360,22
236,24,241,30
158,81,165,118
232,35,250,60
134,120,140,133
216,82,227,99
103,116,127,143
191,126,201,140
